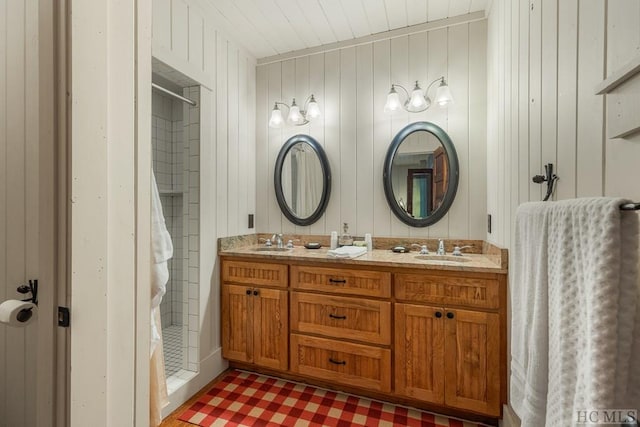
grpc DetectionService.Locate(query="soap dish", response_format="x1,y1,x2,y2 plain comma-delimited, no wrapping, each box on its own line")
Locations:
304,242,322,249
391,246,408,253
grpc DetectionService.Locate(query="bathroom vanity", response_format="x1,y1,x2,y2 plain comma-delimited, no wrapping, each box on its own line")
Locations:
220,240,507,422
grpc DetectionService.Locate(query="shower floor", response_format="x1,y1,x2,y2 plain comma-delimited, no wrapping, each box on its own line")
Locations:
163,325,183,377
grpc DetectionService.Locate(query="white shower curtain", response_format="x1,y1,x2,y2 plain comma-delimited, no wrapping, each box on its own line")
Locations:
295,146,321,218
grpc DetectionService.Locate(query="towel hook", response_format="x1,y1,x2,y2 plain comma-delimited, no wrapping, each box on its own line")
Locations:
532,163,559,201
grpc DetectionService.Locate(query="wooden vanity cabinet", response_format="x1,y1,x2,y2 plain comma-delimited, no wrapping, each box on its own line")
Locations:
221,257,506,420
394,271,504,417
221,260,288,370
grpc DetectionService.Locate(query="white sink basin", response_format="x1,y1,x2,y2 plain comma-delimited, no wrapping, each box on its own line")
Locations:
252,247,292,252
414,255,472,263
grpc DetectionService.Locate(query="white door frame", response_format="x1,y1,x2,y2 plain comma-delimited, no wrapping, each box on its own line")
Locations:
40,0,68,425
68,0,152,426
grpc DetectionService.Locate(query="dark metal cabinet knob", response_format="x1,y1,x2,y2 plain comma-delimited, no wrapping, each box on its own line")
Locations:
446,312,454,319
253,289,259,296
435,311,442,318
246,289,251,295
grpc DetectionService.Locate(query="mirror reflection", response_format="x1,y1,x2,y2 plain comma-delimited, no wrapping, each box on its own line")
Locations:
274,134,331,226
390,131,448,219
281,142,324,218
383,121,458,227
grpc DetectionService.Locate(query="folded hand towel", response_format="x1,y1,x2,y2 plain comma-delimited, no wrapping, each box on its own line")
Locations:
327,246,367,259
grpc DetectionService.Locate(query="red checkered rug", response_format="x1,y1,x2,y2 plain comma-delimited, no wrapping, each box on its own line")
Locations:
178,370,488,427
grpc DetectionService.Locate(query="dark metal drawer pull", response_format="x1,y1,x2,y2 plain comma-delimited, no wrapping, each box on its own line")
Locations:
328,278,347,284
328,358,346,365
329,314,347,320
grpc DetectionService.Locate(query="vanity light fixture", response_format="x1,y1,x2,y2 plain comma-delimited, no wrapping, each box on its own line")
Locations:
269,94,320,128
384,77,453,113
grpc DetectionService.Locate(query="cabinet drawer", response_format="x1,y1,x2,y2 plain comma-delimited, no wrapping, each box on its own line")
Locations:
291,265,390,298
222,260,288,287
395,273,499,309
290,334,391,392
291,292,391,345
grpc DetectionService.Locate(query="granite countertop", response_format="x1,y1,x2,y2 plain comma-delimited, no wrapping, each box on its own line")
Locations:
219,244,508,274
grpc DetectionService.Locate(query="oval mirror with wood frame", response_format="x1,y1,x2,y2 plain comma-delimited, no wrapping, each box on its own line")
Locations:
274,134,331,226
383,121,459,227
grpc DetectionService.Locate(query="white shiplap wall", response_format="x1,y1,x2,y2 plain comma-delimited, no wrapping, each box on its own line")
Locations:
151,0,257,414
486,0,640,250
256,20,488,239
0,2,38,426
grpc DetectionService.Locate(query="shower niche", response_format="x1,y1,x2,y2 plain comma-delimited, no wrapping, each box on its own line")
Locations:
151,58,200,382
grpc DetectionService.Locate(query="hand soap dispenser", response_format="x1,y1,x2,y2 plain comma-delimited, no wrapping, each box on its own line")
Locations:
338,222,353,247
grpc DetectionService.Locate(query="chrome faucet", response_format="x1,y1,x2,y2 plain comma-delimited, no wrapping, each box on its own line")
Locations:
259,237,272,247
411,243,429,255
452,245,473,256
437,239,446,255
272,233,284,249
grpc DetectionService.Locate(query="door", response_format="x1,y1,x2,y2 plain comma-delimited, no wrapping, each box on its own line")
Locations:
444,309,501,416
432,146,447,209
394,303,445,404
253,287,288,370
221,284,253,364
406,169,433,217
0,1,64,426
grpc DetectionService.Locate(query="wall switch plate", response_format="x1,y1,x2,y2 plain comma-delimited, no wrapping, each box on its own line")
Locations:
487,214,492,233
248,214,254,229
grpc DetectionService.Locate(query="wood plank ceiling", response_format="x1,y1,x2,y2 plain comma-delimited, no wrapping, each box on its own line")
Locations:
207,0,488,59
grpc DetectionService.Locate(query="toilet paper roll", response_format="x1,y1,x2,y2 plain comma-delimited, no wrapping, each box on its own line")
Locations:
0,300,37,327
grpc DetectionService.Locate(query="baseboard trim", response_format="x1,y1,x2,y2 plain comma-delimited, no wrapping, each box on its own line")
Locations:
161,347,228,417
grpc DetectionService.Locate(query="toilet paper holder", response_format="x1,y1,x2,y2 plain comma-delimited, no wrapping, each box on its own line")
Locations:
17,279,38,306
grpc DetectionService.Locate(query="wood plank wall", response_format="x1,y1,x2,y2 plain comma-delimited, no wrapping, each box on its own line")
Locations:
152,0,257,241
0,1,39,425
486,0,640,251
256,20,488,240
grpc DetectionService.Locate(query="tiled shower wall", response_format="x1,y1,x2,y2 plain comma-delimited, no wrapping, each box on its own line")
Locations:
152,91,184,328
182,86,200,372
151,85,201,373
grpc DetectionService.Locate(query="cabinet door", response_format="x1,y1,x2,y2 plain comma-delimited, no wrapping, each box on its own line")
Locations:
444,309,501,416
395,303,445,404
222,284,253,363
253,287,289,370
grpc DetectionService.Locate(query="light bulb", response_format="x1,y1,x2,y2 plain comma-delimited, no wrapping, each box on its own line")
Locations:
268,105,283,128
384,86,401,113
407,81,428,112
306,95,320,120
434,81,453,107
288,99,303,124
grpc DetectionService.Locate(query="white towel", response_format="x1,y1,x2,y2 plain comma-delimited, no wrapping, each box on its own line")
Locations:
510,201,550,426
327,246,367,259
511,198,640,426
151,171,174,310
150,171,173,352
150,171,172,426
